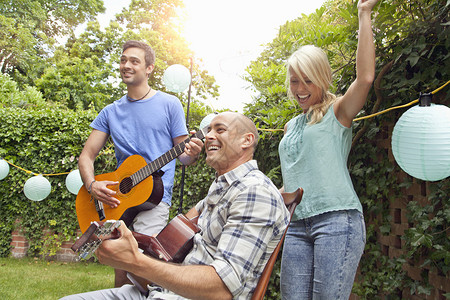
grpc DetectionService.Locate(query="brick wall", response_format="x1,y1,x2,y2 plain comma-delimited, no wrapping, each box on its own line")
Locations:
355,122,450,299
10,220,29,258
10,221,80,262
384,178,449,299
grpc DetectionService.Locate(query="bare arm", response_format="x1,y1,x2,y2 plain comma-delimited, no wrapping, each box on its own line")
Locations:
78,129,120,208
278,123,288,194
334,0,379,127
97,222,232,300
185,206,200,221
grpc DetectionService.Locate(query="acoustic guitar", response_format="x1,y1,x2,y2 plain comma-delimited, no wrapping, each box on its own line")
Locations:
71,214,200,263
72,214,200,294
76,127,207,233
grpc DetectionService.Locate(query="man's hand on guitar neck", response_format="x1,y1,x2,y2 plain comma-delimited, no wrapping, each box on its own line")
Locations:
90,180,120,208
177,131,204,166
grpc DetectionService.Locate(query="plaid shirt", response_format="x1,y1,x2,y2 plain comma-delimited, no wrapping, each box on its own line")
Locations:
184,160,290,299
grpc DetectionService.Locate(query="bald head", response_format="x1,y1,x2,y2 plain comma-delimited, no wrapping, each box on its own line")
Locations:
218,112,259,151
205,112,259,175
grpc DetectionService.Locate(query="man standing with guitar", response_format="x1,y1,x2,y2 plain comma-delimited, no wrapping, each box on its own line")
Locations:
78,40,203,287
63,112,290,299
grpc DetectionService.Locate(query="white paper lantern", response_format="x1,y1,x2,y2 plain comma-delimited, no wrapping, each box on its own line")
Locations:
163,64,191,93
24,175,51,201
65,169,83,195
392,103,450,181
200,113,218,130
0,159,9,180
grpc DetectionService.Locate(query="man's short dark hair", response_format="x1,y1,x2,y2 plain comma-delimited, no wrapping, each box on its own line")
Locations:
123,40,156,67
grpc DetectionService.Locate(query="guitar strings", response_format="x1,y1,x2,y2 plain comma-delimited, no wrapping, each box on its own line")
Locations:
122,128,206,190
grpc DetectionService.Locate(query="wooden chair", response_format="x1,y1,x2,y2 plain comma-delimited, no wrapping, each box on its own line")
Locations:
251,187,303,300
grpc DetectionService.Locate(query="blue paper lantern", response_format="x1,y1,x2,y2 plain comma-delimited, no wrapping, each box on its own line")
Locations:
392,97,450,181
200,113,218,130
0,159,9,180
163,64,191,93
65,169,83,195
24,175,51,201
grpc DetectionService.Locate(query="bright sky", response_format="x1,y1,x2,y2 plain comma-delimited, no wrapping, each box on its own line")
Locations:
99,0,326,112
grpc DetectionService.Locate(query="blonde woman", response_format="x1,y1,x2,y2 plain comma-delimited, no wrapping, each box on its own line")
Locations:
278,0,380,299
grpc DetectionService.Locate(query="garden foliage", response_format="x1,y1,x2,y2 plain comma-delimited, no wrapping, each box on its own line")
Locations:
0,0,448,298
245,0,449,298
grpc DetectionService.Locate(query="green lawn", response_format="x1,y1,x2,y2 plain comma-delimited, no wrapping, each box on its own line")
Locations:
0,257,114,299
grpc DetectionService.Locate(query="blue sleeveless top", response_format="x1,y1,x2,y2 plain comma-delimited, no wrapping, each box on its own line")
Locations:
279,105,362,220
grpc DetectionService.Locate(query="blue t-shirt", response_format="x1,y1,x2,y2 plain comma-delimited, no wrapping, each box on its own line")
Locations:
91,91,188,206
279,105,362,220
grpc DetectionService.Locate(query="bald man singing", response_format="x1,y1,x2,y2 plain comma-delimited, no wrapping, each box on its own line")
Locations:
61,112,289,300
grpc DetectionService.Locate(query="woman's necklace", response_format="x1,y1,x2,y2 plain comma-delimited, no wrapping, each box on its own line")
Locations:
127,87,152,102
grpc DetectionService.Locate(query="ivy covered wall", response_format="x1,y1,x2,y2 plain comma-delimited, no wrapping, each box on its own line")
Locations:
350,107,449,299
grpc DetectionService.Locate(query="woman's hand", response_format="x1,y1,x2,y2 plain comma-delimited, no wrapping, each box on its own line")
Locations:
358,0,379,13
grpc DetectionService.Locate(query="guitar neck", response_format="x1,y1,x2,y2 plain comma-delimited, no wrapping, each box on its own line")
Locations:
131,128,207,185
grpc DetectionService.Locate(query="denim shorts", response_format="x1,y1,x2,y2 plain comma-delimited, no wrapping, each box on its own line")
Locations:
280,209,366,300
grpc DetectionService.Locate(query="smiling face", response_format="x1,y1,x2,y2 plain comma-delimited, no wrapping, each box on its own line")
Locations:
289,68,323,113
119,47,154,87
286,45,332,113
205,112,257,176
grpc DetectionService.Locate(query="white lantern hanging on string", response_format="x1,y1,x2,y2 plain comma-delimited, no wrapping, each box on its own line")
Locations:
24,175,51,201
163,64,191,93
391,93,450,181
65,169,83,195
0,159,9,180
200,112,218,130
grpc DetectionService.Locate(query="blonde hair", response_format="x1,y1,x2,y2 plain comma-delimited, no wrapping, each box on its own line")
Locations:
286,45,337,124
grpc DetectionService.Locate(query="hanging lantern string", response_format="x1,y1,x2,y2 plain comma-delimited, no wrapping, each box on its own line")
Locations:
1,158,38,176
0,141,114,177
258,128,285,132
259,80,450,132
353,79,450,122
1,80,448,174
0,157,70,176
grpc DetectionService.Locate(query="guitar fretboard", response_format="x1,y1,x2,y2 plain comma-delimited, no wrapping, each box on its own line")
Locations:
130,127,207,186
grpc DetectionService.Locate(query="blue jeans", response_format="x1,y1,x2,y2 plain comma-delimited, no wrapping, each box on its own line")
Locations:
280,210,366,300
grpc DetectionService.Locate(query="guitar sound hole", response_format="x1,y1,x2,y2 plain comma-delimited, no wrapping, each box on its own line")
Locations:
119,177,133,194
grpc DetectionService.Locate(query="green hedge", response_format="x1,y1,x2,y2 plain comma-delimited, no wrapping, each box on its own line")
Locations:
0,72,215,257
0,105,112,257
0,102,218,258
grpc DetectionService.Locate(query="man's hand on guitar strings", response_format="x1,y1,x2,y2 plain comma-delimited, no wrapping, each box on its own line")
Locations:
90,180,120,208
